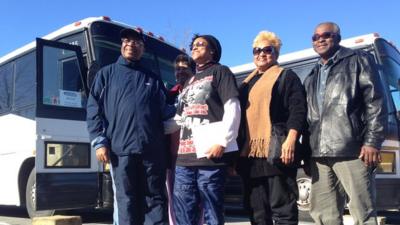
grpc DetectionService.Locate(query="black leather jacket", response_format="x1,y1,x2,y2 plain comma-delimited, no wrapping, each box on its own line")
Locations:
304,47,387,157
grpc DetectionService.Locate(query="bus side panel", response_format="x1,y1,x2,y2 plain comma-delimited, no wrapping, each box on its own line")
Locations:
376,178,400,210
36,172,98,210
0,114,36,206
35,118,100,210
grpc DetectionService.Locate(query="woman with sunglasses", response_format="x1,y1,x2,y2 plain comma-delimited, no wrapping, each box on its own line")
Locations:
172,34,241,225
236,31,307,225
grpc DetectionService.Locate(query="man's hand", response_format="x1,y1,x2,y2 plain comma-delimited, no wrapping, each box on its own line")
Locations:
96,146,110,163
359,145,381,167
205,144,225,159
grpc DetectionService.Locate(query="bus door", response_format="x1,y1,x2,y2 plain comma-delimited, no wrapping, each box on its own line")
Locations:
35,38,99,210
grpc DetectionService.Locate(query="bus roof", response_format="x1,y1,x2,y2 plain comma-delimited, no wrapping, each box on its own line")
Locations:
230,33,380,74
0,16,177,65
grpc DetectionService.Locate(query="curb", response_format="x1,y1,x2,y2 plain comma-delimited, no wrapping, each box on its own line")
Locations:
32,215,81,225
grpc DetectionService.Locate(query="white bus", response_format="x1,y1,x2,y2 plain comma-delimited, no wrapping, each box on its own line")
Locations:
227,33,400,217
0,16,183,218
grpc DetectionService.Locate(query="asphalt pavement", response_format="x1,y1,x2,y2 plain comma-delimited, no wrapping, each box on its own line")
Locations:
0,206,399,225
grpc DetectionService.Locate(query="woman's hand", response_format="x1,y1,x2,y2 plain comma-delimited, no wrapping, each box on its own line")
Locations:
205,144,225,159
280,129,298,165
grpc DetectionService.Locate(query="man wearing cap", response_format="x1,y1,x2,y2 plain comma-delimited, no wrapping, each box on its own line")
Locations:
172,34,241,225
87,28,172,225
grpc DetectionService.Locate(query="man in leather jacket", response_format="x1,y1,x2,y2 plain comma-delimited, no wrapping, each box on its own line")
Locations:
303,22,387,225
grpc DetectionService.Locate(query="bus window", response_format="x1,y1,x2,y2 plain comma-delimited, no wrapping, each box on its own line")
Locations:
286,61,316,82
90,21,183,89
149,37,182,89
14,52,36,109
375,39,400,111
91,37,120,69
45,142,90,168
58,32,88,53
158,56,176,89
42,46,86,108
389,85,400,111
0,63,14,113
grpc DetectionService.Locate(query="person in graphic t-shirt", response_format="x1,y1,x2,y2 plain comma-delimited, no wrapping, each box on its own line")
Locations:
172,34,241,225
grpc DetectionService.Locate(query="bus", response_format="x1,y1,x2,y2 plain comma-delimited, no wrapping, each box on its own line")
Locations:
227,33,400,217
0,16,183,218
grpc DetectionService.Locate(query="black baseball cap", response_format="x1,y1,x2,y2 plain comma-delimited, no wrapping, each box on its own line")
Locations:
120,28,144,42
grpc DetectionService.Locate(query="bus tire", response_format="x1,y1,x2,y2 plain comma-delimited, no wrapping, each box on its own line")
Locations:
297,169,313,221
26,169,55,218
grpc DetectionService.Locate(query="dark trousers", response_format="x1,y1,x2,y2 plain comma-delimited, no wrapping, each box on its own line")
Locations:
110,154,168,225
241,175,299,225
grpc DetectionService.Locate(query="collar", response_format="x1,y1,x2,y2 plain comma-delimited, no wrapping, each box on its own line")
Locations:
318,47,340,67
318,46,356,66
196,61,217,73
117,55,141,68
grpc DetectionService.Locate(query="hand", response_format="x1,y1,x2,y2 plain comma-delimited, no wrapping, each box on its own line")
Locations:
359,145,381,167
96,146,110,163
280,136,296,165
205,144,225,159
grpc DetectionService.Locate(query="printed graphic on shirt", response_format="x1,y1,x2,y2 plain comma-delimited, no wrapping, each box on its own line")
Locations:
178,75,213,154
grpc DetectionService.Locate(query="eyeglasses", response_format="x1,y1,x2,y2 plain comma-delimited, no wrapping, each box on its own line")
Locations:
252,46,275,55
191,41,207,50
175,65,190,71
312,32,336,42
121,38,143,46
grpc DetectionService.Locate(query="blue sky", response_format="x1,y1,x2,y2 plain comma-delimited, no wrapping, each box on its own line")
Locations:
1,0,399,67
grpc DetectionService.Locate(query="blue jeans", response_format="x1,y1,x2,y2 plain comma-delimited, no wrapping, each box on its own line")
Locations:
173,166,226,225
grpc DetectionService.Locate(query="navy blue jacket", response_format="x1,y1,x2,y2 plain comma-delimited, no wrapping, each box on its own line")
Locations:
87,56,171,156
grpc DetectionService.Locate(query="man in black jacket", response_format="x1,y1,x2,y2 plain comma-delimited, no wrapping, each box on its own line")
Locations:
87,28,172,225
304,22,387,225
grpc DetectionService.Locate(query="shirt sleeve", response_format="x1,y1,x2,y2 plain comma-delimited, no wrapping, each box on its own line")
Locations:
285,70,307,132
86,70,110,150
215,65,239,104
215,97,241,147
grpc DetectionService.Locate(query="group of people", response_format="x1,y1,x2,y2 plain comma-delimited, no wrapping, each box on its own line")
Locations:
86,21,387,225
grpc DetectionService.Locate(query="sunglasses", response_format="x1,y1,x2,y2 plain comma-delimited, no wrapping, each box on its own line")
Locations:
191,41,207,50
312,32,336,42
253,46,275,55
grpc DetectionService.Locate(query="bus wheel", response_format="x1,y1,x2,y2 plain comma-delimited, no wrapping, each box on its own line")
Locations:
297,169,313,221
26,169,55,218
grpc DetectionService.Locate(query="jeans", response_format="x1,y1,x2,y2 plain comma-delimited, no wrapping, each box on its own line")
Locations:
173,166,226,225
310,157,377,225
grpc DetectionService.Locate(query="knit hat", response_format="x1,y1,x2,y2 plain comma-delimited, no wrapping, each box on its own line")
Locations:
191,34,222,62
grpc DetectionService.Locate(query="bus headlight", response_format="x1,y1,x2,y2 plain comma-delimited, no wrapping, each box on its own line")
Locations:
377,151,396,174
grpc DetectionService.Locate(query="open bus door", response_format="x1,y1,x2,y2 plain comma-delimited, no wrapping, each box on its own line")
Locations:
32,38,99,215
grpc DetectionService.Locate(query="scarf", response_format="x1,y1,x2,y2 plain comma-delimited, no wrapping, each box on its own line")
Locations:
241,65,284,158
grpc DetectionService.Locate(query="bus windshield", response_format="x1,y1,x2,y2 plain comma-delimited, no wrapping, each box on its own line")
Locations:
90,21,182,89
375,38,400,111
